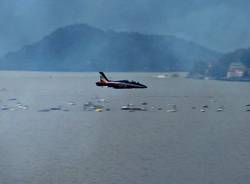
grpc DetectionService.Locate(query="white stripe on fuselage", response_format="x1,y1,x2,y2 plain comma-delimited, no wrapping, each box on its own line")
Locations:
108,81,143,88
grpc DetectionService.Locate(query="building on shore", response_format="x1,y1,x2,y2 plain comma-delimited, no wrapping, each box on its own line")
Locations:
227,62,246,79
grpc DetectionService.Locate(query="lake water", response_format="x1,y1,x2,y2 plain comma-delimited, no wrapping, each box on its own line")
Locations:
0,72,250,184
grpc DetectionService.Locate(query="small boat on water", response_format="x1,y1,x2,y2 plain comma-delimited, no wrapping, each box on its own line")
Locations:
121,105,147,111
95,108,103,112
203,105,208,108
167,109,177,113
156,74,167,79
50,106,61,111
217,106,224,112
1,106,9,110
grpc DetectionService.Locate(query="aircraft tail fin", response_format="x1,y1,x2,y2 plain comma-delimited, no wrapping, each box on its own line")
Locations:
99,72,109,82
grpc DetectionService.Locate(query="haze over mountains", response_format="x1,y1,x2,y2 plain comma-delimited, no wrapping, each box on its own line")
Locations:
1,0,250,56
0,24,221,72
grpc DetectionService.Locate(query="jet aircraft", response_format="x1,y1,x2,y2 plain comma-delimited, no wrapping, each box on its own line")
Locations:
96,72,147,89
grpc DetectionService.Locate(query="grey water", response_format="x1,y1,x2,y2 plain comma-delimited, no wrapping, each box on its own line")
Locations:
0,72,250,184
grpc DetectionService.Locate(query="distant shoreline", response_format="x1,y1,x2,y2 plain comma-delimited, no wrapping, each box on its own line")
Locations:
0,70,187,73
188,77,250,82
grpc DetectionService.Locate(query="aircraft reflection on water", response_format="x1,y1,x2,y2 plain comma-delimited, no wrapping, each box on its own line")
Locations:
96,72,147,89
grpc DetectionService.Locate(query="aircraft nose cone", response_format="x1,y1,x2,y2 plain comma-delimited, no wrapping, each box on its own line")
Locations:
96,81,101,86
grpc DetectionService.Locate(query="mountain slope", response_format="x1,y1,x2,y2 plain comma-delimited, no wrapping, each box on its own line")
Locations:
0,24,221,71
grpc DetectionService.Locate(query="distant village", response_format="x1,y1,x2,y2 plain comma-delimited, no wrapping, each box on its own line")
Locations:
189,61,250,81
226,62,250,80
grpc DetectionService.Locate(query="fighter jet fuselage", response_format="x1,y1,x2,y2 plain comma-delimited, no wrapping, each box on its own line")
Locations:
96,72,147,89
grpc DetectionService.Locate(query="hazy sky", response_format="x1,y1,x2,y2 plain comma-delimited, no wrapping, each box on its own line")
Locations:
0,0,250,56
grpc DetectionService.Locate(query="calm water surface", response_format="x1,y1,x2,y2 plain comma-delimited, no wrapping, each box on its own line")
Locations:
0,72,250,184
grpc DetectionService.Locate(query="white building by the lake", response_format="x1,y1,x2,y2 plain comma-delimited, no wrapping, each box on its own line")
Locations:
227,62,246,78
